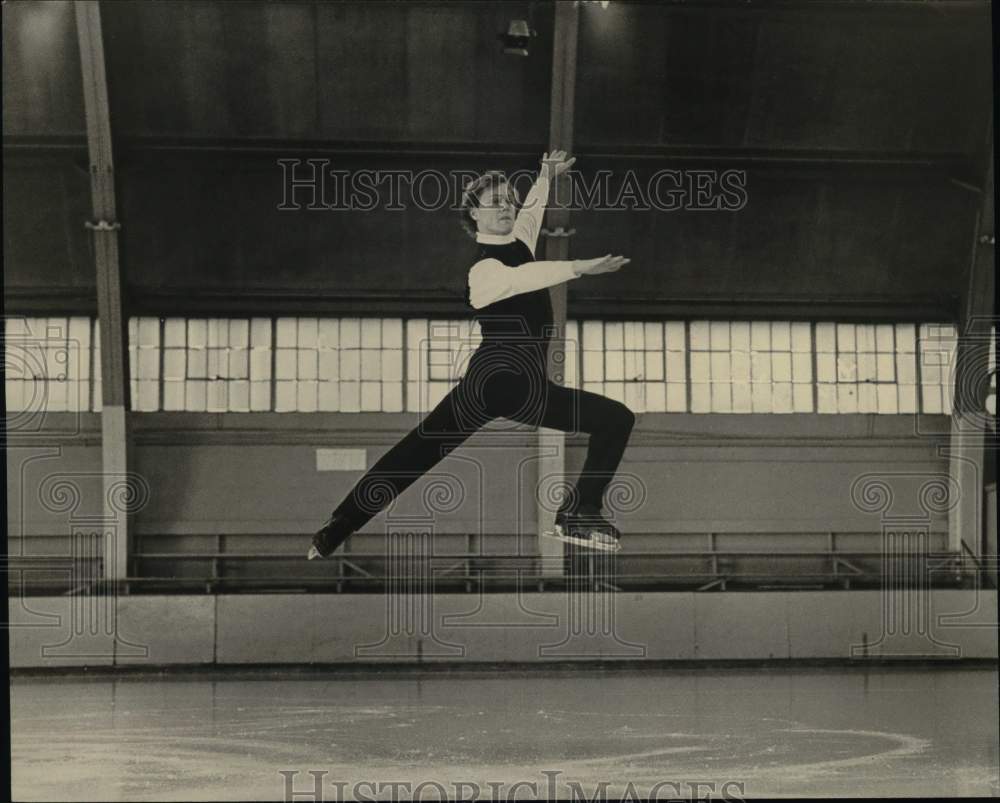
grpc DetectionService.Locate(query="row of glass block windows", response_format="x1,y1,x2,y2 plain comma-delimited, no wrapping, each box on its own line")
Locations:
4,316,988,416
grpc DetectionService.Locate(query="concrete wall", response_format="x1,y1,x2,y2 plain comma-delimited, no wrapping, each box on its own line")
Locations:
8,412,954,551
8,590,997,669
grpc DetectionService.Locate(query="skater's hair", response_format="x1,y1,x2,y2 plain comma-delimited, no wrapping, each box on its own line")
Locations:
459,171,520,239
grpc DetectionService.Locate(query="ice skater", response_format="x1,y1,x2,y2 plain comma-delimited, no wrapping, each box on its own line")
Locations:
309,151,635,558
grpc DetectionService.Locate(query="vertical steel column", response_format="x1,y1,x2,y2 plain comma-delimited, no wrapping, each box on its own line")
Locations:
76,1,132,580
537,1,580,574
948,155,994,556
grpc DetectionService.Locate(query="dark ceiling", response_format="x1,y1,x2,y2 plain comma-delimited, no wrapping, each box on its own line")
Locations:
2,0,993,319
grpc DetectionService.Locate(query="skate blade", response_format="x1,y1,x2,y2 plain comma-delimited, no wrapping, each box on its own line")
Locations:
542,526,621,553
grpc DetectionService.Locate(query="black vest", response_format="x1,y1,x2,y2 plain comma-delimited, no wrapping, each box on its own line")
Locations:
464,238,554,347
461,238,552,403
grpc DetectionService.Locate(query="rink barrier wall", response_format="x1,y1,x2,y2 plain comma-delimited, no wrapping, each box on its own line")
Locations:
9,413,955,543
8,590,997,669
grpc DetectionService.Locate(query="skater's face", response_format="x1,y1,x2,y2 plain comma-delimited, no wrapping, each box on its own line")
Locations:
470,182,517,236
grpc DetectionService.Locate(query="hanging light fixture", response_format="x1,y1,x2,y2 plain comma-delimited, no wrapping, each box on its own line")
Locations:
499,19,535,57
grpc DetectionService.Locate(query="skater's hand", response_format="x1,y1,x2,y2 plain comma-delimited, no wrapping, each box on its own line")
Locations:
541,150,576,181
573,254,630,276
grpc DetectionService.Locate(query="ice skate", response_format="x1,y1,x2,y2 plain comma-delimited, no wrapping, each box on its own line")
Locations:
307,513,355,560
543,504,622,553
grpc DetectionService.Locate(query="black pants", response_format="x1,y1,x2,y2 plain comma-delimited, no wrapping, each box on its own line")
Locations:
331,349,635,529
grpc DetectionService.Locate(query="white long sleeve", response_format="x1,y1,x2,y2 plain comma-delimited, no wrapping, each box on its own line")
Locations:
512,175,549,256
468,257,580,310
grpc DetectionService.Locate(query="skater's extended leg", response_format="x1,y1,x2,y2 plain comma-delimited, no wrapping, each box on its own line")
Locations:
335,383,491,528
311,383,491,557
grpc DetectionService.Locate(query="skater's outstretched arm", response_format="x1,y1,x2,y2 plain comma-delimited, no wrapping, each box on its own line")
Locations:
513,150,576,256
467,254,630,310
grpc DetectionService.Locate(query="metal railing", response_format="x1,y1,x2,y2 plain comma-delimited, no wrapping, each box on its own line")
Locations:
5,542,980,595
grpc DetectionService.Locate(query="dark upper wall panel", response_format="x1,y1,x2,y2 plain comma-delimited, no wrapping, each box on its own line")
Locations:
115,152,532,302
575,2,992,157
316,2,550,143
99,152,970,319
568,163,975,317
101,0,552,144
102,0,319,139
2,0,85,137
3,155,94,297
4,149,973,319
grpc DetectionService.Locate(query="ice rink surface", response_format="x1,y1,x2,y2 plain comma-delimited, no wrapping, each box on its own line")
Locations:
10,664,999,800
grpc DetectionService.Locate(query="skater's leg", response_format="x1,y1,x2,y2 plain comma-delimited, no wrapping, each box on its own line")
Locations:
508,381,635,511
500,381,633,552
329,382,491,529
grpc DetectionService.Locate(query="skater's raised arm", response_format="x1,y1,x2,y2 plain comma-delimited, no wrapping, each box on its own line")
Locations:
511,176,548,256
513,151,576,256
468,254,630,310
